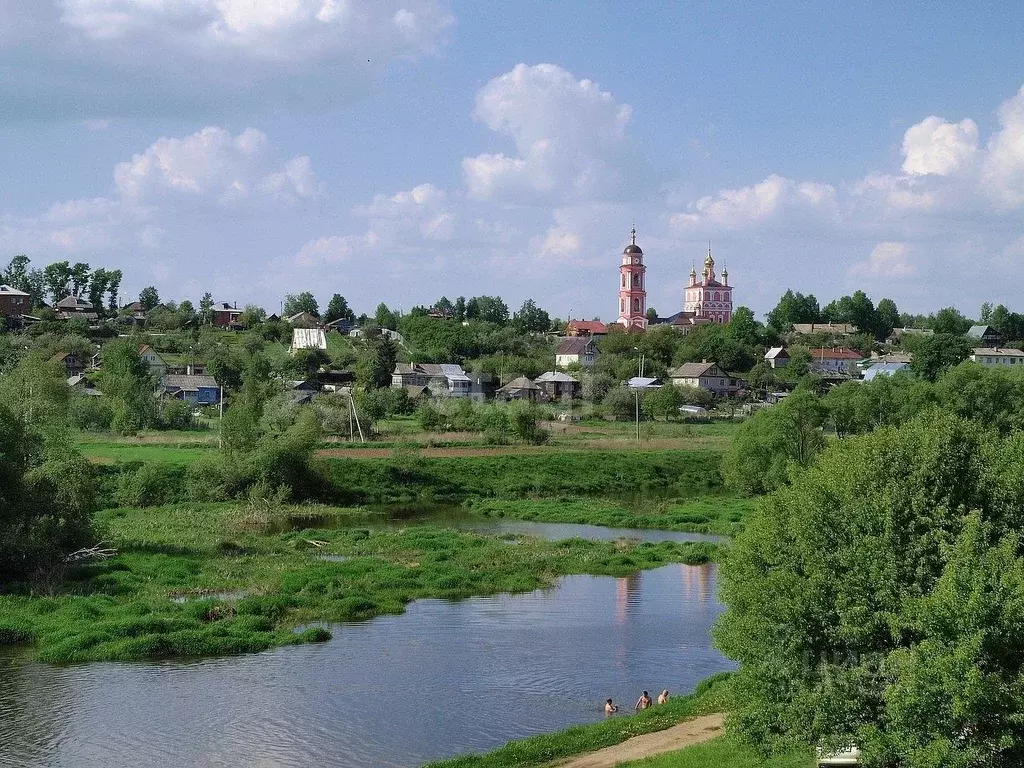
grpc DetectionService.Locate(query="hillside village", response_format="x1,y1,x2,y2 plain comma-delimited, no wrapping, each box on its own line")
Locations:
0,245,1020,439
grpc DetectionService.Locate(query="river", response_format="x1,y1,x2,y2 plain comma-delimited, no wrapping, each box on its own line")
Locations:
0,524,732,768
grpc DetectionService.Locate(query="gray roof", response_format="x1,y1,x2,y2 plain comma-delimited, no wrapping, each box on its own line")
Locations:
163,374,218,390
764,347,789,360
556,337,595,355
536,371,579,383
627,376,663,389
55,295,93,310
670,362,720,378
967,325,1000,339
498,375,540,391
0,284,30,296
973,347,1024,357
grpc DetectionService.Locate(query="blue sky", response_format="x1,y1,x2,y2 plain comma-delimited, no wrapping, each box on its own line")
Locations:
2,1,1023,321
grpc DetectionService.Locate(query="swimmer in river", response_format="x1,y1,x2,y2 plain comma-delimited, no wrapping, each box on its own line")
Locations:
658,689,670,705
635,691,653,711
604,698,618,715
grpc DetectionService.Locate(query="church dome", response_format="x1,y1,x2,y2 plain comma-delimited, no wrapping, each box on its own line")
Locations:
624,243,643,255
704,253,714,266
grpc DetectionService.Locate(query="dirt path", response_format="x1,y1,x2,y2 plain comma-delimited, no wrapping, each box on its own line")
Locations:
553,713,725,768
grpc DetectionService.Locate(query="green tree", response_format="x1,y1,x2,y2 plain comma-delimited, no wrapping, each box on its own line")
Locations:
375,302,397,329
199,292,215,325
99,340,156,435
727,306,760,345
138,286,161,311
357,336,398,390
716,415,1024,767
70,262,91,296
724,389,826,494
931,306,972,336
324,294,355,324
106,269,122,311
875,297,900,338
87,268,110,313
237,304,267,328
3,254,30,290
284,291,319,317
507,400,548,444
642,384,684,421
766,289,821,330
42,260,72,302
910,334,973,381
512,298,551,333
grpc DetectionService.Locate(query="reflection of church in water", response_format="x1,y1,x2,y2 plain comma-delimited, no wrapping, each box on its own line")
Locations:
615,227,735,331
614,565,714,626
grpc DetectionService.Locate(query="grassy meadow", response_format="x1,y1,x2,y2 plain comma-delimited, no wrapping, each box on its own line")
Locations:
0,500,717,663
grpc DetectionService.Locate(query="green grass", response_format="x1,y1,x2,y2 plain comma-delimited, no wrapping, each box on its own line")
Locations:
621,734,814,768
78,443,216,464
467,495,755,537
423,674,733,768
322,449,727,503
0,502,719,663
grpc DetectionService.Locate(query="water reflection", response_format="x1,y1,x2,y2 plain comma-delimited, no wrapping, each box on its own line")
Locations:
0,565,731,768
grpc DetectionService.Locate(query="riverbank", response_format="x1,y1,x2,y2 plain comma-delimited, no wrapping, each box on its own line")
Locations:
0,501,718,663
423,675,732,768
422,675,813,768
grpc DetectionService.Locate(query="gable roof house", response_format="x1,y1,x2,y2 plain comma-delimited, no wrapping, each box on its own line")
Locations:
55,295,98,322
971,348,1024,367
0,285,31,319
669,361,743,397
497,376,542,401
161,374,221,405
138,345,167,378
764,347,790,368
51,351,86,378
967,325,1004,348
212,303,244,330
286,311,321,329
290,328,328,354
535,371,580,401
808,347,863,375
391,363,471,398
565,320,608,337
555,337,599,368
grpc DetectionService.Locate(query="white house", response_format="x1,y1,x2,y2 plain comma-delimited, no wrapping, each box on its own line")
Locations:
669,361,743,397
138,344,168,379
555,337,599,368
764,347,790,368
971,348,1024,366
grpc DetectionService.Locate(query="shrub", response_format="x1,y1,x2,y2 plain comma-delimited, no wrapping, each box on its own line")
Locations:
69,395,114,431
507,401,548,445
115,462,187,507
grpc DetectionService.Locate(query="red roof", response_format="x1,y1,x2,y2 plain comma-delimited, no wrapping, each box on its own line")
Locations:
566,320,608,335
809,348,863,360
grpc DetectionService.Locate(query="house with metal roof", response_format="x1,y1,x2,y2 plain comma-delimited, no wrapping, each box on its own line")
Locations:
967,325,1004,348
497,375,542,401
391,363,471,397
669,361,742,397
970,347,1024,366
291,327,328,353
535,371,580,400
862,361,911,381
161,374,221,404
0,284,31,318
555,337,599,368
764,346,790,368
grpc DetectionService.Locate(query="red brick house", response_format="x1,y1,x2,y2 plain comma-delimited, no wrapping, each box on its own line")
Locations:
212,303,244,329
0,285,30,318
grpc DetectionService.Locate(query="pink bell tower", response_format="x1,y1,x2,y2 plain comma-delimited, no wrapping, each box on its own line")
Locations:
617,226,647,329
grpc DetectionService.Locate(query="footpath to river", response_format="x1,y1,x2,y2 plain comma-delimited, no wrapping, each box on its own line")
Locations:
552,713,725,768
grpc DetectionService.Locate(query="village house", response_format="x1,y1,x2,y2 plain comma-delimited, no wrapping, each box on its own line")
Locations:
285,311,320,328
669,361,742,397
967,325,1004,348
971,348,1024,366
161,374,221,404
391,363,471,398
55,295,98,322
791,322,859,336
764,347,790,368
51,351,86,377
290,328,328,354
862,361,911,380
555,337,599,368
0,285,30,319
138,345,168,379
212,303,244,329
808,347,863,375
535,371,580,400
497,376,542,401
565,319,608,337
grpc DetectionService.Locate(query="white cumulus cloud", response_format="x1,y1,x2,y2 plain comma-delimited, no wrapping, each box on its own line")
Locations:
671,175,839,232
463,63,639,203
901,116,979,176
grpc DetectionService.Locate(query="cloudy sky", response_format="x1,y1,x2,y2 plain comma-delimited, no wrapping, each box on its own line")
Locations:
2,1,1023,321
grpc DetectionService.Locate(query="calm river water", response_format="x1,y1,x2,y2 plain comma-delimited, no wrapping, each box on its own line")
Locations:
0,525,731,768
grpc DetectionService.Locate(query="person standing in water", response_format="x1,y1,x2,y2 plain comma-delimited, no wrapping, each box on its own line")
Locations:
635,691,653,711
604,698,619,715
657,690,670,705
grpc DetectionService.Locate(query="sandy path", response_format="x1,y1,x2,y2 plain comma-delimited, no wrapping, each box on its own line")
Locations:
553,713,725,768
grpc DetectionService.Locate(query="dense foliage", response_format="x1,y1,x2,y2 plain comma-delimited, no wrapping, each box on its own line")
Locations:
717,415,1024,767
